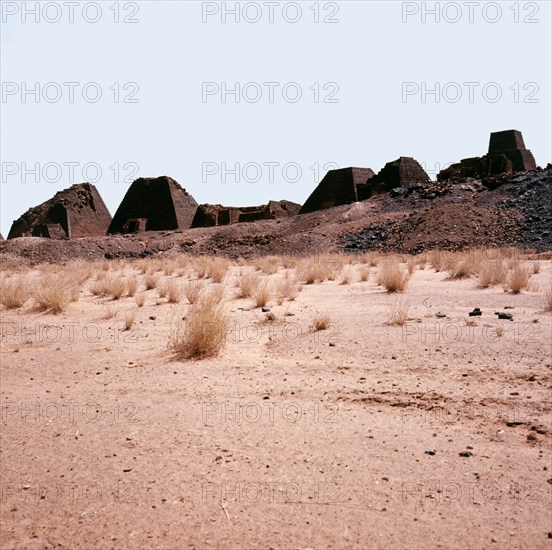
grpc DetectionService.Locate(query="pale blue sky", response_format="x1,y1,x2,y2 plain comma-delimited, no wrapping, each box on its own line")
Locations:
1,0,550,237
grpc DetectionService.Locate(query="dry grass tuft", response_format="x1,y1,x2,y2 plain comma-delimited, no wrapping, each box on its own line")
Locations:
386,300,409,326
361,252,380,267
254,256,280,275
406,257,417,274
252,281,271,308
123,309,137,331
207,259,229,283
145,274,159,290
166,280,182,303
377,259,410,292
102,303,118,319
169,296,229,360
1,277,30,309
477,260,508,288
34,276,76,314
359,266,370,282
505,265,531,294
297,257,338,284
446,253,476,279
135,293,146,307
105,275,126,300
126,277,138,297
311,315,330,331
532,262,541,274
184,280,204,304
237,272,260,299
276,277,300,304
339,268,353,285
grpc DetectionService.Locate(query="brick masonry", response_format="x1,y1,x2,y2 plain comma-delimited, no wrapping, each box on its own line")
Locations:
7,183,112,239
364,157,430,198
438,130,537,181
108,176,198,234
191,200,300,228
299,168,375,214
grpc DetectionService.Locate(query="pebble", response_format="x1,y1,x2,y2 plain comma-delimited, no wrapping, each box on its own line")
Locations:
424,450,436,456
459,451,473,457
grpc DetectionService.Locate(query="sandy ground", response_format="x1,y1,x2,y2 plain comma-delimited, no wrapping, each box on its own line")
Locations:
1,258,551,550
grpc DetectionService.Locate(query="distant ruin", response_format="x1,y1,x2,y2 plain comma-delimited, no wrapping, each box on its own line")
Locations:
438,129,536,181
108,176,198,234
299,168,375,214
364,157,430,197
191,200,300,227
7,183,112,240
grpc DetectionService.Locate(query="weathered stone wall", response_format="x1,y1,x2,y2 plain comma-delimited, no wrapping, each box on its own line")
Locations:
108,176,198,234
8,183,112,239
191,200,300,228
299,168,375,214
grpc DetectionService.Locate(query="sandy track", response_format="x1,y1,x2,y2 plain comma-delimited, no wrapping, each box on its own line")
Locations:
1,262,551,549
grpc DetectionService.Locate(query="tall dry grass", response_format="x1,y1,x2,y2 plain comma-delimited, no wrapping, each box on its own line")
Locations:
505,265,531,294
297,256,339,284
169,292,230,359
0,277,30,309
477,260,508,288
254,256,280,275
359,265,370,282
387,299,409,326
237,272,260,299
311,315,330,331
377,259,410,292
276,277,300,304
252,282,271,308
184,280,204,304
33,276,77,314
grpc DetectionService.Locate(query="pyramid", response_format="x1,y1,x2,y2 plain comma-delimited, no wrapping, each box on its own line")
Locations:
108,176,198,234
366,157,430,196
438,129,537,181
8,183,111,239
299,167,375,214
487,129,536,172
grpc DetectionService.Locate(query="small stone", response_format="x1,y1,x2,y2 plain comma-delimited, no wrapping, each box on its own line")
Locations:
459,451,473,457
424,450,436,456
261,307,270,313
149,316,156,321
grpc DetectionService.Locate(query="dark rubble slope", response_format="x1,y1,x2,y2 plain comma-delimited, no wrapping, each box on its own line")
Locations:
1,169,550,265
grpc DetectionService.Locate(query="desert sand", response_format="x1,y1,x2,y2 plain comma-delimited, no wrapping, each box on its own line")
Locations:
1,252,551,549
